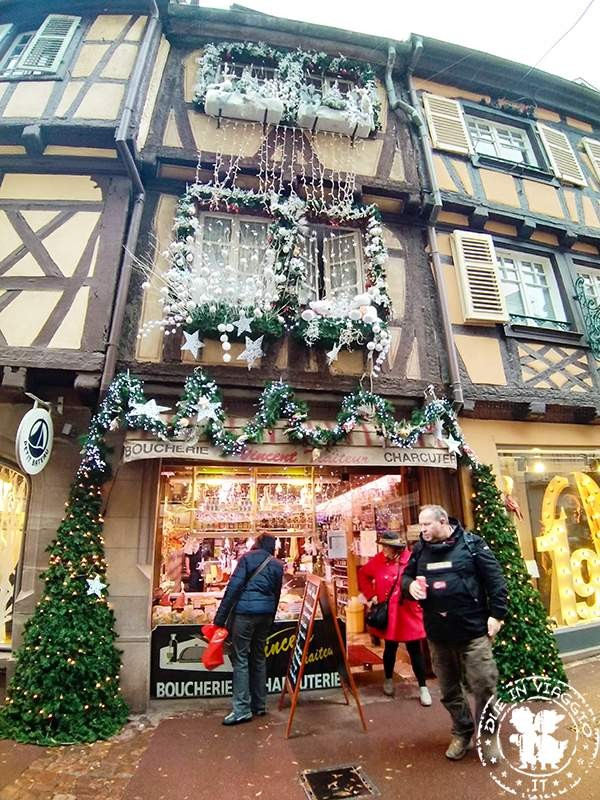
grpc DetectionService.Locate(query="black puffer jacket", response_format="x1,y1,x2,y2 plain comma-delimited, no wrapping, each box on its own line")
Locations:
401,520,507,643
214,536,284,627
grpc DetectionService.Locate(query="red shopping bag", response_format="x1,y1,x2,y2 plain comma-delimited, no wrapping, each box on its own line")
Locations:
201,626,229,670
201,624,218,641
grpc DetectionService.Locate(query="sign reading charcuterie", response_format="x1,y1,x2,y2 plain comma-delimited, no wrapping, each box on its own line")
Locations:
122,439,457,469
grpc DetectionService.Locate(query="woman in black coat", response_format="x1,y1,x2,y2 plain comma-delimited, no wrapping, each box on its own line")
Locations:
214,534,284,725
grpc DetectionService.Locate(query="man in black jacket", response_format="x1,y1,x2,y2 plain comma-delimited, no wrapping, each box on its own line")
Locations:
214,534,283,726
402,505,508,761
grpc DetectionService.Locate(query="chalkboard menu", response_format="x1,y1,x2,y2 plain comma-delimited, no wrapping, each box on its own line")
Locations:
287,575,320,692
279,575,366,738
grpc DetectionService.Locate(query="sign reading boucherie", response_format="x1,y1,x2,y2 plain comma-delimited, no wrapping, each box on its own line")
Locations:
122,439,457,469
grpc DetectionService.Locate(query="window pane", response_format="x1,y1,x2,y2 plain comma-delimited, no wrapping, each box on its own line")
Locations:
0,32,34,77
579,271,600,303
467,120,496,157
499,448,600,629
324,231,360,301
0,464,29,649
498,251,565,324
238,220,269,278
467,116,537,166
297,232,319,304
498,256,526,316
200,215,232,271
520,260,555,319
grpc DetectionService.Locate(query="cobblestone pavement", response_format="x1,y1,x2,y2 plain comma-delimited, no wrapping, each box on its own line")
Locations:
0,721,154,800
0,656,598,800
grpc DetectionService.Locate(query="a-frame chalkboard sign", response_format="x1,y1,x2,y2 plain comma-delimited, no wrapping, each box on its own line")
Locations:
279,575,367,738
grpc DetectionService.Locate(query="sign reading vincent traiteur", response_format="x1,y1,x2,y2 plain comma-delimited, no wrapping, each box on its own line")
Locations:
122,439,457,469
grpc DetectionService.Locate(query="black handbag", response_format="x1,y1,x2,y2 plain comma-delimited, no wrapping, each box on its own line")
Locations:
365,566,401,630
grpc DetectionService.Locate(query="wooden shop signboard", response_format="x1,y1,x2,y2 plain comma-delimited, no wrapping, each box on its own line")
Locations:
279,575,367,738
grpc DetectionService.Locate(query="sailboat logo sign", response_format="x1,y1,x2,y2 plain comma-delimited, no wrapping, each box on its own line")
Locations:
16,407,53,475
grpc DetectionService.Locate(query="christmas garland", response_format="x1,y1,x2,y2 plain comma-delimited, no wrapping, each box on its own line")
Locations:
140,182,391,373
79,369,474,475
193,41,381,133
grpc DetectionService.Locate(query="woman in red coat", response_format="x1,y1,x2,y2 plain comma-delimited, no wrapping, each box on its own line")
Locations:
358,531,431,705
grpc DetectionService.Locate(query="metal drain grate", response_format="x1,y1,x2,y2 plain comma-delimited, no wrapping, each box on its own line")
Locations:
299,765,379,800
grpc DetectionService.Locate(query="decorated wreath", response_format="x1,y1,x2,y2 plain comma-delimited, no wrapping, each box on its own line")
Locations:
140,182,392,374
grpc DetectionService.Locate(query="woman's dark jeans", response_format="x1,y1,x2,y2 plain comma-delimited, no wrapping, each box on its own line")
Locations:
230,613,273,717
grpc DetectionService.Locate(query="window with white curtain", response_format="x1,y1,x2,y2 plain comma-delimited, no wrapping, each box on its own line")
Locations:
297,226,364,306
194,213,270,304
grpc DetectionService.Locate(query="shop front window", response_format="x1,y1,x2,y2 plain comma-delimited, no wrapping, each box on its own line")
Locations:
0,463,29,649
499,449,600,629
151,464,422,629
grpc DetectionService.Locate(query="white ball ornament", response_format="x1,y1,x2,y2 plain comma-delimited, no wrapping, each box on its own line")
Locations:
223,353,232,363
220,334,228,343
222,341,231,352
225,324,234,333
372,324,381,334
217,323,227,333
366,341,376,351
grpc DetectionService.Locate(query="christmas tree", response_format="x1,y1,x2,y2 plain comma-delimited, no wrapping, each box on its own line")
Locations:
471,464,567,694
0,446,128,745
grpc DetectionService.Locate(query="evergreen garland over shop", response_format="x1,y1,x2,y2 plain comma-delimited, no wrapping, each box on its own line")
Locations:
0,369,566,744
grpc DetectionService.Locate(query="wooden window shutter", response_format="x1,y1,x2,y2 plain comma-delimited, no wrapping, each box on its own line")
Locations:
18,15,80,74
422,93,473,155
450,231,509,324
582,138,600,183
537,124,587,186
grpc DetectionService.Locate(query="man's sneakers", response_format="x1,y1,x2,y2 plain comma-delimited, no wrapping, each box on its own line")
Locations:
419,686,432,706
382,678,395,696
222,712,252,726
445,735,473,760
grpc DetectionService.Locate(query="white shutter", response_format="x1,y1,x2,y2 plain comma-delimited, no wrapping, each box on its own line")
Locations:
0,24,14,46
537,124,587,186
422,93,473,155
582,138,600,183
450,231,509,324
17,15,80,74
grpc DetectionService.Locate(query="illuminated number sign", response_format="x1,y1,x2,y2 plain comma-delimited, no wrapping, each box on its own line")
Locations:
536,473,600,625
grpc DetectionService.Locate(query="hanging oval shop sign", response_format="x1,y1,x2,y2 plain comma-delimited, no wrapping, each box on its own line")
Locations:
16,407,53,475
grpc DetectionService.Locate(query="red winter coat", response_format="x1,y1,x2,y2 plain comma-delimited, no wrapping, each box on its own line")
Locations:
358,550,425,642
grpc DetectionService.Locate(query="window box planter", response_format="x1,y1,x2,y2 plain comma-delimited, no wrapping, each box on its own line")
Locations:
204,88,284,125
296,102,373,138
